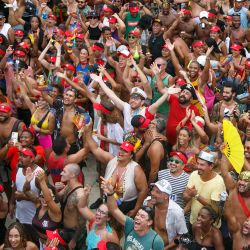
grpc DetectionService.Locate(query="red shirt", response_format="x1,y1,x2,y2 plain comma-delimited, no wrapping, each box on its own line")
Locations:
166,95,199,145
7,145,46,182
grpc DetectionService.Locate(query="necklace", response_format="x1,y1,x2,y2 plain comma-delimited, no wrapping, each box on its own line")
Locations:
200,226,212,240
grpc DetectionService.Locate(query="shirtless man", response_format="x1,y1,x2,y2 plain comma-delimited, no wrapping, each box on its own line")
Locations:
6,0,26,28
157,3,177,29
148,179,188,249
225,14,250,48
59,163,89,250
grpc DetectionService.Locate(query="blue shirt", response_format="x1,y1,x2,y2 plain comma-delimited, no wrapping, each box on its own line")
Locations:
228,7,249,28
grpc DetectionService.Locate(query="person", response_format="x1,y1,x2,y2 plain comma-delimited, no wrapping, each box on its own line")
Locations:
84,120,148,216
58,163,90,250
146,179,188,249
0,222,38,250
101,177,165,250
0,184,7,245
158,151,190,210
183,151,226,228
23,169,61,249
0,12,14,44
192,206,224,249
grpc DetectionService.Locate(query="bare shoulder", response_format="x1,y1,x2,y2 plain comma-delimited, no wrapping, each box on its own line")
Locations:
27,241,39,250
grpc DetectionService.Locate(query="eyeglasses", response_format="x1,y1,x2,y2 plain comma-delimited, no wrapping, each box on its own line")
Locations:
128,35,136,39
133,78,141,82
169,157,183,164
96,208,108,216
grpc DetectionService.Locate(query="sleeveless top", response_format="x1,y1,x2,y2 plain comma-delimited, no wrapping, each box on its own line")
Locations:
125,12,141,38
16,166,43,224
32,207,61,237
104,157,138,202
0,23,11,39
30,110,50,130
193,241,215,250
86,223,112,250
88,25,102,41
76,63,90,85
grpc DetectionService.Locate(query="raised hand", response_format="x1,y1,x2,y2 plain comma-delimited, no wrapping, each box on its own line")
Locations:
36,170,46,183
165,39,174,51
90,73,103,83
100,176,114,195
25,167,34,183
167,85,181,95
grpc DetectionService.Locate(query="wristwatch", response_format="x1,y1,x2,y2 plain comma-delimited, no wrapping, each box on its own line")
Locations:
194,194,199,200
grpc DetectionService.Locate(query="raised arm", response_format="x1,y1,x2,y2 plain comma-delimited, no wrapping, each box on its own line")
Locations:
38,40,53,70
90,74,126,111
200,46,213,88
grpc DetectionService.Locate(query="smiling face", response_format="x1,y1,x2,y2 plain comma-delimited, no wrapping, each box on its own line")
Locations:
242,218,250,235
20,131,34,147
196,158,212,176
150,186,167,205
129,95,144,110
188,62,200,78
222,86,234,102
9,228,21,248
134,209,152,232
95,204,109,225
168,156,184,174
178,128,190,146
245,141,250,160
117,148,131,162
63,90,76,106
237,178,250,194
178,89,192,105
196,208,213,228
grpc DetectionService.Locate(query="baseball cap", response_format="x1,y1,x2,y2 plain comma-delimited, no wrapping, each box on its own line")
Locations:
120,141,134,153
230,44,243,51
152,18,162,25
210,25,220,32
63,63,75,72
48,14,57,21
18,42,30,49
130,87,147,99
20,148,35,158
108,17,117,23
192,40,204,48
131,115,151,129
92,43,104,51
151,179,172,195
199,11,208,19
129,29,140,37
169,151,188,164
0,103,11,113
14,50,26,57
198,151,215,163
180,8,191,15
14,30,24,36
129,5,139,13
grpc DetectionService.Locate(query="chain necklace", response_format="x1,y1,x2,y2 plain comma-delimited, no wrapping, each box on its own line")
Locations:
200,226,212,240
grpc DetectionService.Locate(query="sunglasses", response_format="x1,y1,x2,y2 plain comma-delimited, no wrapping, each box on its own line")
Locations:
169,157,183,164
133,78,141,82
128,35,136,39
88,16,98,19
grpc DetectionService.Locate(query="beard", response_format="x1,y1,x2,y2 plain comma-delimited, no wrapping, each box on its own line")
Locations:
223,96,233,102
178,95,189,104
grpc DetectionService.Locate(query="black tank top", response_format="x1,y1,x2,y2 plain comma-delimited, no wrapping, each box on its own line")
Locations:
32,207,61,237
193,242,216,250
88,25,102,40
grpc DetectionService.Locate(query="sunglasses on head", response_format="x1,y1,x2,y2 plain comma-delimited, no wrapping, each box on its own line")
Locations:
169,157,183,164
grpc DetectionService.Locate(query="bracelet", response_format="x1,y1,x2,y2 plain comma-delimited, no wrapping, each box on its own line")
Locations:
107,192,114,196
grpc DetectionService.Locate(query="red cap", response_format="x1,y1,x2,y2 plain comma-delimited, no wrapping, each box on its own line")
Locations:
120,141,134,153
92,44,104,51
14,50,26,57
63,63,75,72
102,71,115,81
129,5,139,13
97,240,107,250
76,33,84,40
0,103,11,113
245,60,250,67
176,78,186,86
129,29,140,37
208,12,217,18
162,44,169,50
210,25,220,32
0,184,4,193
169,151,188,164
103,5,114,13
48,14,57,21
118,50,131,58
18,42,30,49
20,148,35,158
180,8,191,15
49,56,56,63
224,15,232,21
15,30,24,36
192,40,204,48
93,103,112,114
46,230,67,247
54,28,65,36
230,44,243,51
138,116,151,129
108,17,117,23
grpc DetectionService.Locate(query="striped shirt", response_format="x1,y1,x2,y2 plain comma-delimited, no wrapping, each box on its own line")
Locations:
158,169,189,209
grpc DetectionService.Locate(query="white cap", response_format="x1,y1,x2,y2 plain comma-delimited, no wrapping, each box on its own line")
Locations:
117,45,128,53
130,87,147,99
152,179,172,195
198,151,215,163
199,11,208,19
197,55,206,67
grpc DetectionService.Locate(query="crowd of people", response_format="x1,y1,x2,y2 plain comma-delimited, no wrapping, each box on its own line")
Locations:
0,0,250,249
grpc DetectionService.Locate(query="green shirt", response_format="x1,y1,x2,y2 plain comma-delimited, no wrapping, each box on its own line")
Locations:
150,75,170,115
125,12,141,39
124,216,164,250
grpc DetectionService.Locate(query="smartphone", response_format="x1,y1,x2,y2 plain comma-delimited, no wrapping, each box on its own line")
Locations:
11,132,18,145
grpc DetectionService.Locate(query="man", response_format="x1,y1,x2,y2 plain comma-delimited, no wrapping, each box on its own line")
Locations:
10,147,43,245
101,177,164,250
157,2,176,29
47,136,89,185
244,138,250,170
158,151,189,211
228,0,250,28
183,151,226,227
59,163,89,250
148,179,188,249
211,81,240,123
0,12,14,44
90,73,176,133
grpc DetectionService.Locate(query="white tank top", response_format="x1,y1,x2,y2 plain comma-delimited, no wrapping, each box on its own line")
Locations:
105,157,138,201
0,23,11,39
15,165,43,224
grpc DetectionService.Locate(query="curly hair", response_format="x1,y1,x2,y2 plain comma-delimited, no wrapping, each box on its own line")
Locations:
4,222,27,248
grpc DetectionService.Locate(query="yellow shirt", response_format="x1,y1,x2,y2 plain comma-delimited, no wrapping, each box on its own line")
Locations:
187,171,226,227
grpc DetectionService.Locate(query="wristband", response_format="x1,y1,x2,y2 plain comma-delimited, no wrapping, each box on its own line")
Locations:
107,192,114,196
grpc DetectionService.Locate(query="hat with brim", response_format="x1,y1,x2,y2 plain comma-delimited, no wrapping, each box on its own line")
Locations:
169,151,187,164
92,44,104,51
14,30,24,36
180,9,191,15
176,78,186,86
129,5,139,13
48,14,57,21
108,17,117,23
198,151,215,163
181,84,197,99
49,56,56,63
118,50,131,58
14,50,26,57
130,87,147,99
192,40,204,48
76,33,84,40
63,63,75,72
152,18,162,25
18,42,30,49
103,5,114,13
0,104,11,113
129,29,140,37
151,179,172,195
210,26,220,32
20,148,35,158
120,141,134,153
131,115,151,129
230,44,243,51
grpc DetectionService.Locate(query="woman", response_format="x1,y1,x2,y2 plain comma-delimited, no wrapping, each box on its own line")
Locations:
86,203,119,249
20,82,55,159
209,26,227,56
173,127,199,172
23,170,61,249
192,206,224,250
0,222,38,250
